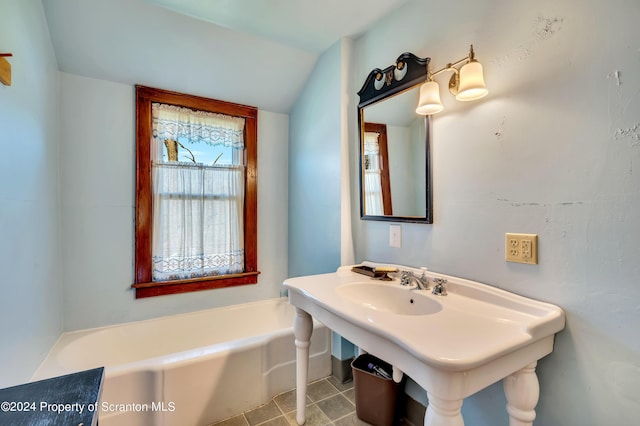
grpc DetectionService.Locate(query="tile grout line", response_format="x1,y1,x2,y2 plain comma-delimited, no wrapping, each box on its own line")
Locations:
212,378,356,426
276,381,355,426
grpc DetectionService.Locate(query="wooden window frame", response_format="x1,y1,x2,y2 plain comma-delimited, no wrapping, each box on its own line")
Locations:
131,86,259,298
364,122,393,215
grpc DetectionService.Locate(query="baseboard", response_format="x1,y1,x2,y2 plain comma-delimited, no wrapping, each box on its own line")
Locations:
331,356,354,383
400,395,426,426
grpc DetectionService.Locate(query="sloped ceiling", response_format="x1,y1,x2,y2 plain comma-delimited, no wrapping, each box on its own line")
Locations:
42,0,409,113
146,0,409,53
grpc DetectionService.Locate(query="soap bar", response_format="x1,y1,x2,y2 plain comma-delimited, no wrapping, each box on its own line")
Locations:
374,266,398,273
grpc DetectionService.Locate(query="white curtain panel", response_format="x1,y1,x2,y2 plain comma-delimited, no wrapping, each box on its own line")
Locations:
363,131,383,215
151,103,245,281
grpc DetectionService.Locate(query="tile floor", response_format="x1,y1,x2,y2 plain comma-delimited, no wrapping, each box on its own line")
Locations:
209,377,371,426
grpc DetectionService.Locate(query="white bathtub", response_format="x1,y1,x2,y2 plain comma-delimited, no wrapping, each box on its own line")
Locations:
33,298,331,426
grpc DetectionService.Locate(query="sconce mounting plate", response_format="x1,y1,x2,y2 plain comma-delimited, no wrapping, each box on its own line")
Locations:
0,57,11,86
448,73,459,96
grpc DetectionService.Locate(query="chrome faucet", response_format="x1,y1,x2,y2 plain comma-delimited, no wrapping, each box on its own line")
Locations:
400,268,429,290
432,277,448,296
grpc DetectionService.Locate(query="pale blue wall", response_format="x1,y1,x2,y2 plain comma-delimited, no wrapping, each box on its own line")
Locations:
288,41,343,277
0,0,291,375
0,0,64,387
350,0,640,425
58,73,290,331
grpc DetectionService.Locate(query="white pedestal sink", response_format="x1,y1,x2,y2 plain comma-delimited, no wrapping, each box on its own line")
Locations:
284,262,565,426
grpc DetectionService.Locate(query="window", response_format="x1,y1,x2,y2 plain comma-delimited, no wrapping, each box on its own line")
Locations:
132,86,259,298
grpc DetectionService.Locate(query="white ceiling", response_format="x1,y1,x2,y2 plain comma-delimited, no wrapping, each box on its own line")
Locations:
146,0,410,53
42,0,410,113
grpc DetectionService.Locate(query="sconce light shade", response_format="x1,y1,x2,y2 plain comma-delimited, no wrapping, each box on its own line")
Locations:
456,61,488,101
416,81,444,115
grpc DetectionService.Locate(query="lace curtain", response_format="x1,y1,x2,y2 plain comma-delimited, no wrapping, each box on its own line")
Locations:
152,103,245,149
363,131,383,215
151,103,246,281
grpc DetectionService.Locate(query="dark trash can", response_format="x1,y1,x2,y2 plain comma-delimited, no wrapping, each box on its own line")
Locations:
351,354,402,426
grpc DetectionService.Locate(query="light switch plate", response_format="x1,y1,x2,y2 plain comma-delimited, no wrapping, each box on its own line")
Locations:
505,233,538,264
390,225,402,248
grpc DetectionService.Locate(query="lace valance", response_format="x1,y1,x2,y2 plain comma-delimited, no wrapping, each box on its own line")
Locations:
364,131,380,155
152,103,245,148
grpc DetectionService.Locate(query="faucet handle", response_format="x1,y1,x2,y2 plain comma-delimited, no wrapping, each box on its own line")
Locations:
400,270,412,285
432,277,448,296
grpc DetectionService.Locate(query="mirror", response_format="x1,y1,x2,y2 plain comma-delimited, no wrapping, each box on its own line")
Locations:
358,53,432,223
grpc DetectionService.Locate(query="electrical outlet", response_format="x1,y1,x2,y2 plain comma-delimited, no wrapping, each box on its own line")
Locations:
390,225,402,248
505,233,538,264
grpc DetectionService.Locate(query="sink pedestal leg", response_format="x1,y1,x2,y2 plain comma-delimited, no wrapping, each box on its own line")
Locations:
425,393,464,426
294,308,313,425
504,362,539,426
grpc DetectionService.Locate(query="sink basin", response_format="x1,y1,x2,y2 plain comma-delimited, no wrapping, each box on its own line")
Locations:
336,282,442,316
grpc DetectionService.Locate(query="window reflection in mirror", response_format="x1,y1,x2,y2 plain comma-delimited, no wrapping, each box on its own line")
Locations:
363,122,392,215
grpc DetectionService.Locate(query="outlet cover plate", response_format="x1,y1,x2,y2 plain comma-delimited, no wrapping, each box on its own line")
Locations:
505,233,538,264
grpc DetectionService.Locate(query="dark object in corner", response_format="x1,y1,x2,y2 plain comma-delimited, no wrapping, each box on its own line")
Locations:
0,367,103,426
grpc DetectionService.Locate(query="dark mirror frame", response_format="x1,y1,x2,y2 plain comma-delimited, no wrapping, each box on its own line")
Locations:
358,52,433,224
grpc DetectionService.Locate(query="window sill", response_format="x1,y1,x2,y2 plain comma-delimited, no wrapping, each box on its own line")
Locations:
131,271,260,298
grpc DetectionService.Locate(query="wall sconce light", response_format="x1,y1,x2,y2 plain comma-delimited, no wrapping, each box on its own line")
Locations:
416,45,488,115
